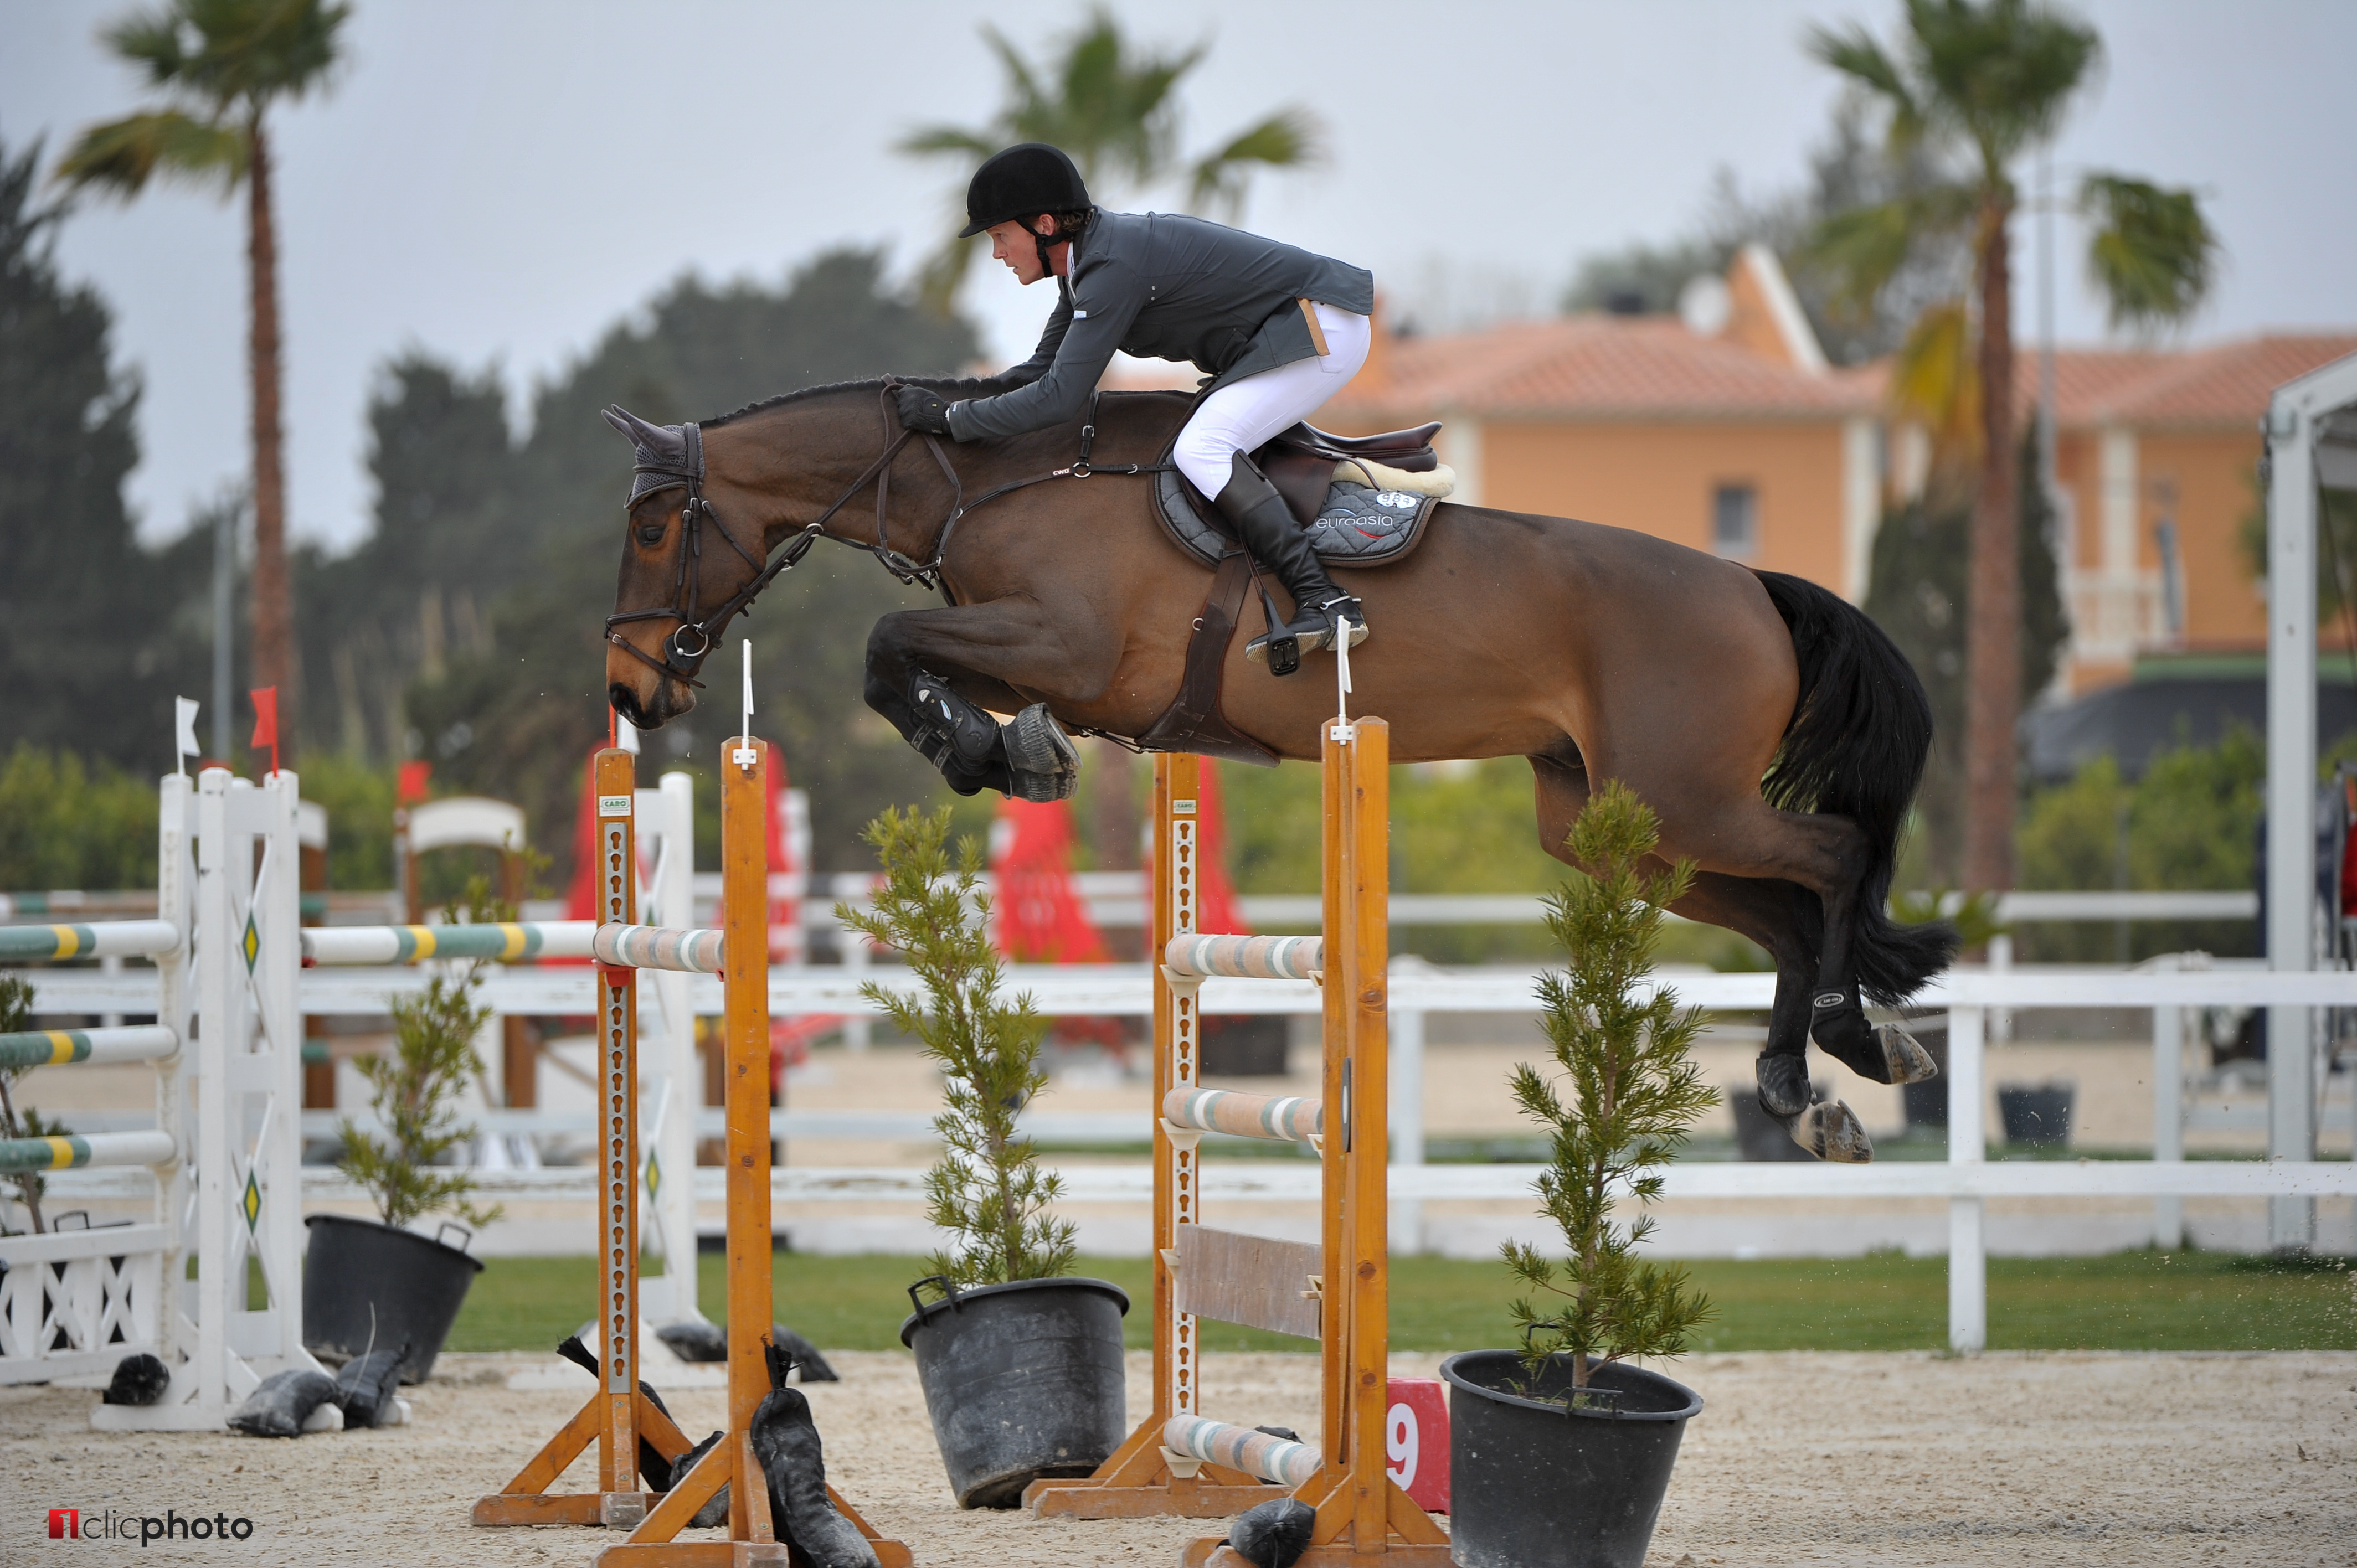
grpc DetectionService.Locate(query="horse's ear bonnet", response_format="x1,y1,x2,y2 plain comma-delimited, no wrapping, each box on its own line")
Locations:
603,404,702,503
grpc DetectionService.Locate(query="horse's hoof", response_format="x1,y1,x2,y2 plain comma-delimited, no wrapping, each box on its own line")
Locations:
1755,1052,1812,1119
1880,1022,1938,1084
1792,1100,1873,1163
1005,704,1078,801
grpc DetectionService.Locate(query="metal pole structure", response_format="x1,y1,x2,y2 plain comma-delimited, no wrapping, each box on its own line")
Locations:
212,501,234,761
2267,385,2322,1252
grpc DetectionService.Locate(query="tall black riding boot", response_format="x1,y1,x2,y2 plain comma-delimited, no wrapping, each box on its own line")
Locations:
1212,452,1368,677
749,1384,879,1568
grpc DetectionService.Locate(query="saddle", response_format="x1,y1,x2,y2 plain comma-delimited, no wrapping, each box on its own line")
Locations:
1152,421,1450,570
1137,420,1453,767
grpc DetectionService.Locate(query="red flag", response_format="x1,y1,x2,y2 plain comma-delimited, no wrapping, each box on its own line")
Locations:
562,747,603,924
248,687,280,777
991,799,1109,963
396,760,434,805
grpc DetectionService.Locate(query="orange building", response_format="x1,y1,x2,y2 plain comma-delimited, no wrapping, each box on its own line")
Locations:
1318,246,2354,698
2026,335,2357,691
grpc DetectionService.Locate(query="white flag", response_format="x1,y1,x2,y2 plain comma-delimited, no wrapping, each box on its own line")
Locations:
174,697,200,773
616,714,641,755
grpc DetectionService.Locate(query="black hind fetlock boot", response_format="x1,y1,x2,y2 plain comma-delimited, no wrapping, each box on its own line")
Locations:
1212,452,1367,676
749,1384,878,1568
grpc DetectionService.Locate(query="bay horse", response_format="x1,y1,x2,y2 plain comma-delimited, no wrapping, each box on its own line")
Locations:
601,380,1954,1160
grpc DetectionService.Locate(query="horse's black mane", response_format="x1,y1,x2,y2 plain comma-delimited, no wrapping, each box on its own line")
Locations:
701,377,892,429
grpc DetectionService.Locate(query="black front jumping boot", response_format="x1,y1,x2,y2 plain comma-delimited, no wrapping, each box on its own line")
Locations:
903,669,1079,802
1212,452,1368,677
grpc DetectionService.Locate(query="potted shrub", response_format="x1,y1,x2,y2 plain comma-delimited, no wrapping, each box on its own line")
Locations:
305,879,505,1383
1441,783,1715,1568
843,806,1128,1509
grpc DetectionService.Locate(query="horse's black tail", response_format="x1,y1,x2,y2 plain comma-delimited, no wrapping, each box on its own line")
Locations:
1751,569,1958,1004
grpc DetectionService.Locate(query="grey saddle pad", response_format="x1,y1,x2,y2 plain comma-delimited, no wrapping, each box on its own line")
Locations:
1153,466,1439,570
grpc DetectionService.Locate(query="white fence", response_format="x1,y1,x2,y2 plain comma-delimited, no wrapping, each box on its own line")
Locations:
18,956,2357,1353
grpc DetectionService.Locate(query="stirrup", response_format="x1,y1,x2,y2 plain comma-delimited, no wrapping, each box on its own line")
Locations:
1246,597,1368,676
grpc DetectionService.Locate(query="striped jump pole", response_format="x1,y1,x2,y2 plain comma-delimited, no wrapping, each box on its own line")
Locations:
300,921,596,965
0,1025,177,1071
0,1129,177,1173
1161,1087,1323,1146
0,919,179,962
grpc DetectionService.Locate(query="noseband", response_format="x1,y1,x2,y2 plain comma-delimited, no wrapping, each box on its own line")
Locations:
604,385,1167,688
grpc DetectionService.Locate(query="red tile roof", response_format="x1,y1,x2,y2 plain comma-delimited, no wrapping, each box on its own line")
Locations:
1331,314,2355,434
1329,315,1880,422
2013,336,2357,429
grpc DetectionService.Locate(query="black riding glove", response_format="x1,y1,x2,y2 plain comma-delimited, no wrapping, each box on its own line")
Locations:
894,385,955,436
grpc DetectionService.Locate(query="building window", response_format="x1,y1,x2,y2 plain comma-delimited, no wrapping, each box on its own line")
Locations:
1712,484,1758,559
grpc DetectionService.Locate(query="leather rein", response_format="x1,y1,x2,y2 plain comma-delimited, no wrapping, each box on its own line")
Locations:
604,384,1165,687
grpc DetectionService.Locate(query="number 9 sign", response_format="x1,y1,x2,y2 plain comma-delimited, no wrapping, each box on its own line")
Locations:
1383,1376,1451,1512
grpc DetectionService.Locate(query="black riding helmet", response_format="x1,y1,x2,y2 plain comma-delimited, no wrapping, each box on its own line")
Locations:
959,143,1091,237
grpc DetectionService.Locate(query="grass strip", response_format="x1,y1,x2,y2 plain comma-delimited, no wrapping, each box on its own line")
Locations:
445,1247,2356,1358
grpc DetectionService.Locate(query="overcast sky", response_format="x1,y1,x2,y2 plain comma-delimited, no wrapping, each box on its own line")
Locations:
6,0,2353,553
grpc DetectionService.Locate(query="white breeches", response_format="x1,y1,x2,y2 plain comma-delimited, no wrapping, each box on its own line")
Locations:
1171,301,1372,498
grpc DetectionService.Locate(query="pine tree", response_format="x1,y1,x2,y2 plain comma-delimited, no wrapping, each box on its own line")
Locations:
1502,782,1717,1394
840,806,1075,1286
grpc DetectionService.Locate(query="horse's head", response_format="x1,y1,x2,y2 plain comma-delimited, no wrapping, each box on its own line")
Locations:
601,404,780,729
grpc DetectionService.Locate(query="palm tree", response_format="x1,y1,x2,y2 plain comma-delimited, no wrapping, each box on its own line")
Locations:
1807,0,2216,893
900,7,1320,311
58,0,352,760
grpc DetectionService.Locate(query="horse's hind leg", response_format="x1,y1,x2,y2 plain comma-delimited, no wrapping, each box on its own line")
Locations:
1671,873,1872,1163
1532,759,1875,1163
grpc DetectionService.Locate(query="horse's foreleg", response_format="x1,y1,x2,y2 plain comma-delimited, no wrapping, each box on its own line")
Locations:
864,602,1113,801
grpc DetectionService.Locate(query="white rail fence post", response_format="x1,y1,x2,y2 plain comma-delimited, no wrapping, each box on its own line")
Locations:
1946,1003,1987,1353
1389,961,1427,1256
2152,954,2188,1249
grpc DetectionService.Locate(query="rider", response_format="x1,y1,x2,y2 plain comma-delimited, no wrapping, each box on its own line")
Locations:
894,142,1377,671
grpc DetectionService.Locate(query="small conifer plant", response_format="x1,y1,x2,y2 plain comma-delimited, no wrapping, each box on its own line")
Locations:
841,806,1076,1286
1502,781,1716,1397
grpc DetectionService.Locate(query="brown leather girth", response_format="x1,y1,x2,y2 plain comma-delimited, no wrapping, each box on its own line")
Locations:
1136,551,1281,766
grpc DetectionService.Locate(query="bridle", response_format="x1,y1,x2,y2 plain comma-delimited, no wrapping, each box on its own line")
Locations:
604,384,1166,688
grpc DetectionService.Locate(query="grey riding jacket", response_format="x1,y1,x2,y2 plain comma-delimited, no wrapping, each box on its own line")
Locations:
944,208,1375,443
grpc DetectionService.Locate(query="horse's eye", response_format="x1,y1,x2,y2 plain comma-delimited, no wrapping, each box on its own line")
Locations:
636,523,665,546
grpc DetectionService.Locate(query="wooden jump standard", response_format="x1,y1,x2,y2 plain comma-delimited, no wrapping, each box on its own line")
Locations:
474,740,907,1568
1028,718,1450,1566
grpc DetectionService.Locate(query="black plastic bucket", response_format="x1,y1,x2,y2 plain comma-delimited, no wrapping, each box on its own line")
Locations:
1997,1081,2075,1146
898,1275,1129,1508
302,1214,484,1383
1440,1349,1701,1568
